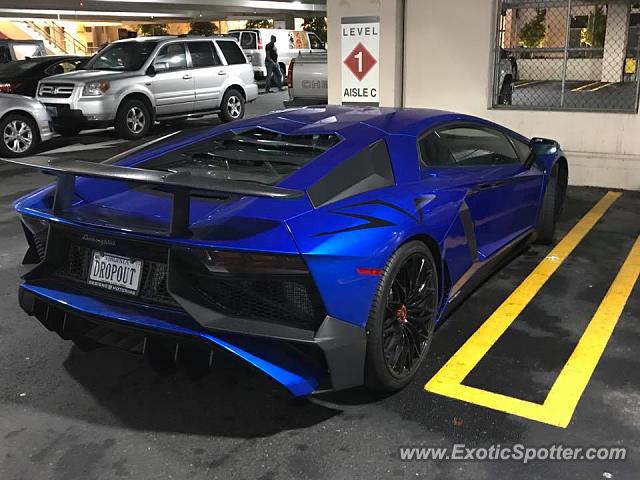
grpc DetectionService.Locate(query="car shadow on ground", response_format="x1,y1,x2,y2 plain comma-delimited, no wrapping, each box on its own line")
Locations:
60,345,341,438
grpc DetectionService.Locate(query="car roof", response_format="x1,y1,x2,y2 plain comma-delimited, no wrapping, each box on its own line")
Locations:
243,106,515,139
113,36,233,44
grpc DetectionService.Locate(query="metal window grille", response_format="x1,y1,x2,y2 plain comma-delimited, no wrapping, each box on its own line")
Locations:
493,0,640,112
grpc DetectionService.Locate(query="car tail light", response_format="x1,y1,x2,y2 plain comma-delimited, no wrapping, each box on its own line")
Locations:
257,36,263,50
287,58,295,88
199,250,309,275
0,82,21,93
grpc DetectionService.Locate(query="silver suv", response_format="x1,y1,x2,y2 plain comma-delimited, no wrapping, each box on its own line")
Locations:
36,36,258,139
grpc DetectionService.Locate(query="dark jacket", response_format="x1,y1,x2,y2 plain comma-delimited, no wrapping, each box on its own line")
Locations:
265,41,278,64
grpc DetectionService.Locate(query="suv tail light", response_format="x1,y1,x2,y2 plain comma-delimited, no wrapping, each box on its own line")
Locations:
0,82,21,93
257,35,263,50
287,58,295,88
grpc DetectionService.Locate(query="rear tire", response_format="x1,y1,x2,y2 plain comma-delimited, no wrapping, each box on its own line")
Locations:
364,241,439,392
0,113,39,158
218,88,245,123
535,163,562,245
498,78,513,105
115,98,151,140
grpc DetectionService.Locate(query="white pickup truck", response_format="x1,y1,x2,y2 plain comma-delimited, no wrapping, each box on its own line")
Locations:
284,52,328,108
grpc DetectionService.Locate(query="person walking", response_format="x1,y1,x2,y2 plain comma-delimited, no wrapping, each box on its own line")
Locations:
264,35,283,93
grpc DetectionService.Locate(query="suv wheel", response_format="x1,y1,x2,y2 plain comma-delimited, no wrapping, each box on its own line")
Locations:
0,113,39,158
218,89,245,123
115,98,151,140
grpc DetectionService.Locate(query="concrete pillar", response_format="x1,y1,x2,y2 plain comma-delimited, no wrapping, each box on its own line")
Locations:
601,2,630,83
327,0,404,107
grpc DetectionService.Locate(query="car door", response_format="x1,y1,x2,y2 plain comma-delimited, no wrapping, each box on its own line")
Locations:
419,124,544,259
150,42,195,115
186,40,224,111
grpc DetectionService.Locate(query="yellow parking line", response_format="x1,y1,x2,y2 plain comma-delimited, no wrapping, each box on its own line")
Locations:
544,234,640,426
425,191,626,427
513,80,544,88
571,81,603,92
586,82,614,92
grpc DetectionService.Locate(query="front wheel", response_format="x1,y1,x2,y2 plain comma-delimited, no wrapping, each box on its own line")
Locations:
115,98,151,140
365,241,439,392
535,163,564,245
218,89,245,123
0,113,39,158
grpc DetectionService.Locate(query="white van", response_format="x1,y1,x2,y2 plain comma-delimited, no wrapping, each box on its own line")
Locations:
227,29,325,81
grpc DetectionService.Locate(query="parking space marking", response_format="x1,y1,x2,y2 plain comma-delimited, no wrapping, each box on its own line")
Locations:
543,234,640,426
513,80,545,88
44,139,126,154
571,81,605,92
425,191,625,427
585,82,614,92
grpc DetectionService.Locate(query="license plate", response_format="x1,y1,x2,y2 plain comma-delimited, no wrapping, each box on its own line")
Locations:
88,251,143,296
45,106,57,117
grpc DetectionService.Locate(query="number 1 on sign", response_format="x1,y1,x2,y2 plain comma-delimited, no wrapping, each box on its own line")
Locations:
354,51,363,73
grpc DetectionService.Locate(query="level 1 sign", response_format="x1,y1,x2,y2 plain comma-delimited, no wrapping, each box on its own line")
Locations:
341,16,380,106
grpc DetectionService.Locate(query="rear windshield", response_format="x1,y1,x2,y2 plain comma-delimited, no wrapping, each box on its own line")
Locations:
141,128,341,186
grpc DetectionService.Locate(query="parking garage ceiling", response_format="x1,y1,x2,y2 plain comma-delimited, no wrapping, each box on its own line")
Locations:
0,0,326,21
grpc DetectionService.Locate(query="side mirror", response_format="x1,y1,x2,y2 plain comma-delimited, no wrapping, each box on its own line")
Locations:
153,62,169,73
528,137,560,172
145,65,156,76
529,137,559,156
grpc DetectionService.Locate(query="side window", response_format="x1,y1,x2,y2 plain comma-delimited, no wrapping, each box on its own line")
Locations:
308,33,324,50
510,137,533,164
187,41,220,68
435,126,520,166
418,131,456,167
216,40,247,65
154,43,187,71
240,32,257,50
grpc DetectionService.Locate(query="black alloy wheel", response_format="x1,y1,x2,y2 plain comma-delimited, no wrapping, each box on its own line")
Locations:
365,241,439,391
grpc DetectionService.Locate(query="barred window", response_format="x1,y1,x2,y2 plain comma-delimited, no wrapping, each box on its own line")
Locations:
493,0,640,112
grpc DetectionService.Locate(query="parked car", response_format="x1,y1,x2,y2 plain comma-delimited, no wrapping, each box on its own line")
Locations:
0,93,53,158
284,52,328,107
0,40,47,64
227,29,325,81
36,36,258,139
6,106,567,396
0,56,87,97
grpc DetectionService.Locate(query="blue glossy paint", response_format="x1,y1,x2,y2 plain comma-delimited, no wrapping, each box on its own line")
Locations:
13,106,565,395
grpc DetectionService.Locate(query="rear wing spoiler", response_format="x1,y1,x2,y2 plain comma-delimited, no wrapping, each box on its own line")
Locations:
4,157,304,236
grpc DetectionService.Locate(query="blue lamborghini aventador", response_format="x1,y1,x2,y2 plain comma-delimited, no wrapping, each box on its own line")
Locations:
7,106,568,396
